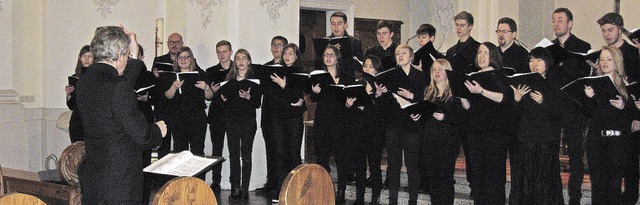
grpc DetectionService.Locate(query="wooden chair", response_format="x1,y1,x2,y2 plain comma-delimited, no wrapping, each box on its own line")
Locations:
58,141,85,187
279,163,335,205
0,193,47,205
152,177,216,205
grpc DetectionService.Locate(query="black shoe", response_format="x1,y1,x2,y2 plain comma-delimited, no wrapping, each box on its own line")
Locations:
352,199,365,205
272,195,280,203
239,189,249,200
369,197,379,205
347,174,356,183
229,188,241,200
335,189,346,203
255,185,273,195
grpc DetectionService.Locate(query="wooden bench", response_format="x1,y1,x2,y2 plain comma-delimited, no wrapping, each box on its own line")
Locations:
152,176,216,205
279,163,334,205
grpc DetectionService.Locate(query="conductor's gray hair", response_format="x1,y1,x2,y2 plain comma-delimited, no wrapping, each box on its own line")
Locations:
91,26,130,62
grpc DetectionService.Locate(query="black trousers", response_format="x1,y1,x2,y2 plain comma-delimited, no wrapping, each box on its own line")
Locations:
313,115,351,190
208,117,226,189
169,111,207,156
261,110,277,188
622,133,639,205
142,149,152,204
586,132,626,205
466,131,508,205
423,129,459,205
386,128,421,204
354,130,385,201
562,110,585,205
271,115,304,192
226,117,257,191
169,111,207,180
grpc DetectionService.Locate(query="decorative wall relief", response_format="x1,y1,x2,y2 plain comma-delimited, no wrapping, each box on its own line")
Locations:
433,0,455,50
189,0,221,29
260,0,288,26
92,0,120,18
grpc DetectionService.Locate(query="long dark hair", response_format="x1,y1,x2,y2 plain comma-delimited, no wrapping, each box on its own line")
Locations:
321,45,344,78
281,43,301,67
529,47,554,78
75,45,91,76
475,42,503,70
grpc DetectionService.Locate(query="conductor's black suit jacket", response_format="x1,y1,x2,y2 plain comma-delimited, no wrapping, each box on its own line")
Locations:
76,60,163,203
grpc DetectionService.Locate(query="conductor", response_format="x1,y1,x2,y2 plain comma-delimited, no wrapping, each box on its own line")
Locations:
76,26,168,204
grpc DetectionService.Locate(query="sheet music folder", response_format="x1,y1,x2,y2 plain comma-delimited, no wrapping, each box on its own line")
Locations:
144,150,224,177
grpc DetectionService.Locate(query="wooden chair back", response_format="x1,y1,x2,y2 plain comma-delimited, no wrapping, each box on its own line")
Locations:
279,163,335,205
0,193,46,205
58,141,85,187
152,177,216,205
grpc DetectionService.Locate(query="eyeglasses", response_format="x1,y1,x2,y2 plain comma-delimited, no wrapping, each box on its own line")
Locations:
271,43,284,48
168,40,183,46
177,55,191,60
323,53,336,58
495,29,513,34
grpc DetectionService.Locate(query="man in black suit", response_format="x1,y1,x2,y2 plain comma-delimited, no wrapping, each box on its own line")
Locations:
76,26,167,204
551,9,590,205
446,11,480,74
151,32,184,159
365,20,397,71
597,12,640,205
413,23,445,74
496,17,528,74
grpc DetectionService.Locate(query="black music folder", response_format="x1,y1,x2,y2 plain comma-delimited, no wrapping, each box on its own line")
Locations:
329,84,374,106
153,62,174,71
508,72,546,90
363,67,403,92
218,79,261,98
447,69,503,98
392,93,439,115
312,36,353,58
290,70,334,89
68,76,79,87
561,75,620,106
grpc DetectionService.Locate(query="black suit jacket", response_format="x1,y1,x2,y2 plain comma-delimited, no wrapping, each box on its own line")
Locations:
76,60,163,203
552,34,591,53
446,37,481,74
500,43,529,73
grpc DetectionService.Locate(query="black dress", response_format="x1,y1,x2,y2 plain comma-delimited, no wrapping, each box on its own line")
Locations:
76,61,163,204
67,67,87,142
508,76,564,205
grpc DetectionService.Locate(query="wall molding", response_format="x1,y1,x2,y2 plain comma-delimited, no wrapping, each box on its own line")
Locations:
92,0,120,18
189,0,221,29
0,90,19,103
300,0,352,11
260,0,288,26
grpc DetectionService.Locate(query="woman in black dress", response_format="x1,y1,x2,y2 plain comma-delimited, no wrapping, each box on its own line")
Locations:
508,47,564,204
412,59,465,205
65,45,92,142
461,42,514,205
310,45,355,203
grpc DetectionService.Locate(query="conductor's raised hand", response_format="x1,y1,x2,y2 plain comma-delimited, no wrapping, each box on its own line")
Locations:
155,120,168,138
121,26,139,59
239,87,251,100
